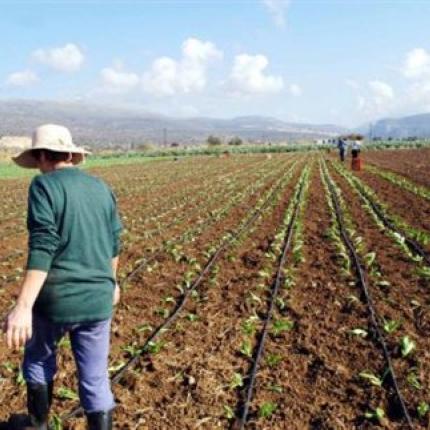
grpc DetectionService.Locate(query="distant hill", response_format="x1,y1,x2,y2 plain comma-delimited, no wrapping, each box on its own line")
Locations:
0,100,347,147
368,113,430,139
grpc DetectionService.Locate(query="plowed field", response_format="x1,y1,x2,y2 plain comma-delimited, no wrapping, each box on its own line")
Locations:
0,150,429,429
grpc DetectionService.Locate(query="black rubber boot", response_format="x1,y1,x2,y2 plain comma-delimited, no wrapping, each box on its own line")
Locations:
26,382,53,430
86,410,113,430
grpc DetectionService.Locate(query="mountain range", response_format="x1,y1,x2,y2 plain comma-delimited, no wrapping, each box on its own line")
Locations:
0,100,429,148
367,113,430,139
0,100,347,147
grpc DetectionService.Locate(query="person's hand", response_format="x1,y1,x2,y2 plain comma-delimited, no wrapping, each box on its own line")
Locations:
113,284,120,306
3,304,33,350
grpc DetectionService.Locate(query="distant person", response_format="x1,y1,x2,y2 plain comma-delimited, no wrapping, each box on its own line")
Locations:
351,140,361,159
337,138,346,162
3,124,122,430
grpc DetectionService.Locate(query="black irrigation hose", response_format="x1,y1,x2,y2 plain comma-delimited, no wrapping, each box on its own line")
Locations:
324,166,414,429
332,162,430,266
62,163,296,422
360,189,429,266
234,177,306,430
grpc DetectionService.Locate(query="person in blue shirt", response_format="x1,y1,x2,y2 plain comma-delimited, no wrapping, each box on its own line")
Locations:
337,138,346,162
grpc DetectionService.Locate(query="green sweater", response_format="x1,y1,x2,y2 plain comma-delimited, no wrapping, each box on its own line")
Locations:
26,167,122,323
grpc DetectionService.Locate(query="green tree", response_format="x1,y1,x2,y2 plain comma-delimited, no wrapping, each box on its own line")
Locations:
228,137,243,146
207,135,222,146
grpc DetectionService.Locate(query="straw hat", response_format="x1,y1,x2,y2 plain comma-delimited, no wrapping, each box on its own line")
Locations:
12,124,91,169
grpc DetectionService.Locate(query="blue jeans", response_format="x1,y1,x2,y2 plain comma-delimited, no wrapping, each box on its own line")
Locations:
23,314,115,413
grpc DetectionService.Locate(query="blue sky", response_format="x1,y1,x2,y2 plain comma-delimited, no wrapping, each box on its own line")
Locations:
1,0,430,126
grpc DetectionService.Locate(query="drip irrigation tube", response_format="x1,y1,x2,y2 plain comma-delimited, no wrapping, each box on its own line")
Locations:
333,162,430,266
323,164,414,429
234,176,306,430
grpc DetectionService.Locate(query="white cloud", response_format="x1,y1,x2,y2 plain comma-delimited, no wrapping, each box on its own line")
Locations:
100,64,139,94
357,80,395,117
262,0,291,28
32,43,84,72
369,80,394,100
289,83,302,96
141,38,223,97
403,48,430,79
229,54,284,94
6,70,39,86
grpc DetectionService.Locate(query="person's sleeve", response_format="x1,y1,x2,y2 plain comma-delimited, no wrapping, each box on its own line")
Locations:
26,177,60,272
110,191,123,258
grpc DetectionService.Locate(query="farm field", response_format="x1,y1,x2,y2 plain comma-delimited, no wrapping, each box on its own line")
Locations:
0,150,429,429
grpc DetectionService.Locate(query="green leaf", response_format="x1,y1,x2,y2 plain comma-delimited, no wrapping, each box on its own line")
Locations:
229,372,244,390
416,266,430,279
364,252,377,267
359,371,383,387
16,368,25,386
407,371,422,390
382,319,401,334
241,318,257,336
186,313,198,322
349,328,368,338
57,387,79,401
49,415,63,430
137,323,153,333
266,353,282,368
417,401,429,418
259,402,277,419
364,407,385,422
267,384,283,393
400,336,416,357
145,340,165,354
239,339,253,358
223,405,235,420
272,319,294,336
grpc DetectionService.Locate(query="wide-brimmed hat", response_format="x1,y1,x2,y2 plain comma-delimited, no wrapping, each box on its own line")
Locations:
12,124,91,169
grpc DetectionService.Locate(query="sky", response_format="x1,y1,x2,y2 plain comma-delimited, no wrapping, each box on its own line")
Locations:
1,0,430,127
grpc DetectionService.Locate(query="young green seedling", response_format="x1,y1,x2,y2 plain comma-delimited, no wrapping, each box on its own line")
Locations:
406,371,422,390
229,372,244,390
349,328,368,338
239,339,253,358
364,407,387,425
417,401,429,418
266,353,282,368
272,319,294,336
186,313,198,322
145,340,165,355
382,319,401,334
359,371,383,387
223,405,235,420
57,387,79,401
400,336,416,357
259,402,277,419
49,415,63,430
241,317,258,336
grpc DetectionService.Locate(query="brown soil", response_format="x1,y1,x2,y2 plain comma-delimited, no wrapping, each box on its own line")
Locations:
249,166,392,429
353,169,430,235
0,153,429,430
364,148,430,188
330,164,430,430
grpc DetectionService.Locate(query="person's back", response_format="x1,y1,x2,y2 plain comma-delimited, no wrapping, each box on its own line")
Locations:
337,138,346,161
29,168,121,323
4,124,122,429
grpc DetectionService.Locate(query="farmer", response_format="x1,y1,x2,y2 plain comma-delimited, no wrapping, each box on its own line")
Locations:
351,139,362,159
337,138,346,162
3,124,122,430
